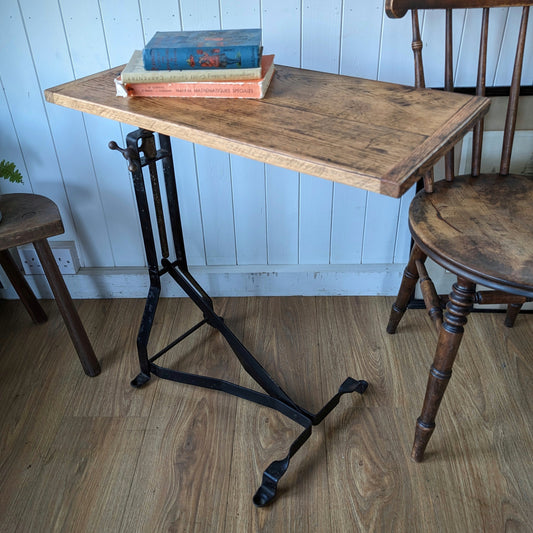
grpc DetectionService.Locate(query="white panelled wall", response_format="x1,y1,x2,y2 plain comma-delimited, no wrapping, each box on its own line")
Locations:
1,0,532,299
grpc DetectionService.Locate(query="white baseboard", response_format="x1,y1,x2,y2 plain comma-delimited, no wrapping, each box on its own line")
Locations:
0,263,405,299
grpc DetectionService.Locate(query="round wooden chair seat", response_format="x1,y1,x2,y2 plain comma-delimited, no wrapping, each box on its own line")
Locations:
0,193,64,250
409,173,533,298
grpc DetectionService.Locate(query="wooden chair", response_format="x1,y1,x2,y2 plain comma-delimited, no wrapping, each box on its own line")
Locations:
385,0,533,461
0,193,100,377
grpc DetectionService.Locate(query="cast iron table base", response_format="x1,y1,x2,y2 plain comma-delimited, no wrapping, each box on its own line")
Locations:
110,129,368,506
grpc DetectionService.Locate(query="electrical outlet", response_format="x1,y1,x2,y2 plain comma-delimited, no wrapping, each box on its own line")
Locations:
52,244,80,274
18,242,80,275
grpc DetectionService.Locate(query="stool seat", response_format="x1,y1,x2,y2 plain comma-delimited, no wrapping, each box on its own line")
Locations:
0,193,64,248
0,193,100,377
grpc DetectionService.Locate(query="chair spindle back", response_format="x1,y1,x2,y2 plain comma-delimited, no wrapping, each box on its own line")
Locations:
387,1,531,183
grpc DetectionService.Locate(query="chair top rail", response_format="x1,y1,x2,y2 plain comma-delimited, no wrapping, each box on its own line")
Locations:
386,0,533,18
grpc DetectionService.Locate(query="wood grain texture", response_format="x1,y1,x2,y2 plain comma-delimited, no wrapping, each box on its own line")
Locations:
226,297,331,530
44,65,490,198
409,174,533,296
1,296,532,531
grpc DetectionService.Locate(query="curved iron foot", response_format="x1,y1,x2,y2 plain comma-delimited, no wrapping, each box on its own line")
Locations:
253,378,368,507
131,372,151,388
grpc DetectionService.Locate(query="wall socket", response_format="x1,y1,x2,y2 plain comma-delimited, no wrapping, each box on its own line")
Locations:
18,241,81,275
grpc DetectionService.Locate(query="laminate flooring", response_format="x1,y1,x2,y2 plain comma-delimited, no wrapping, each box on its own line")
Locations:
1,296,531,532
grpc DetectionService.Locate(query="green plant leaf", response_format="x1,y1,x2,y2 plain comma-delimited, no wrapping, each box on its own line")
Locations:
0,159,24,183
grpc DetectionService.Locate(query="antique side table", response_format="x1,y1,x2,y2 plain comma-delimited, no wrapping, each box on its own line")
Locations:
45,64,489,505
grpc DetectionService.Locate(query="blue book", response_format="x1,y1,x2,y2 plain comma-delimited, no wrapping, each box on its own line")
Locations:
143,29,262,71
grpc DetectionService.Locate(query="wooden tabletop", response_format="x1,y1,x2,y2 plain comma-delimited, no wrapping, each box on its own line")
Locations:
45,64,490,198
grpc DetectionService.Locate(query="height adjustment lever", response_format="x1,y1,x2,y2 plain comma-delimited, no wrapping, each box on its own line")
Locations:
108,140,139,172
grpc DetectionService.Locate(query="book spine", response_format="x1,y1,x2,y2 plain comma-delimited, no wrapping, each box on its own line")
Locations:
121,65,261,83
143,46,260,71
123,79,265,98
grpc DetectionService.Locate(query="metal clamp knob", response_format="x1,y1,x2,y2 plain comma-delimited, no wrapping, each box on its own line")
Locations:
108,140,139,172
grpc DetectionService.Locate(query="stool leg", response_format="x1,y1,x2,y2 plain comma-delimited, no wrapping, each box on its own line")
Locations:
0,248,48,324
33,239,100,377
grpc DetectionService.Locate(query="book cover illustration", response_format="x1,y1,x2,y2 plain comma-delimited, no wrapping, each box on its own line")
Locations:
116,54,275,99
143,28,262,71
122,50,262,83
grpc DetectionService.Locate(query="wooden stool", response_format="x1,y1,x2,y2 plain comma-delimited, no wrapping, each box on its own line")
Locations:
0,193,100,377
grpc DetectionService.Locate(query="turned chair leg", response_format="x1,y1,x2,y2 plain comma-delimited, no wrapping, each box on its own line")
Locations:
504,302,523,328
387,244,427,334
0,248,48,324
33,239,101,377
411,277,476,462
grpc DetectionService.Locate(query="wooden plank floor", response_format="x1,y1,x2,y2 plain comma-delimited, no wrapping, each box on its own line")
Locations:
1,296,532,532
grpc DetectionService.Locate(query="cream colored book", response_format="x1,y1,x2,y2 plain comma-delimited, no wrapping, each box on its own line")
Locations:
120,50,263,83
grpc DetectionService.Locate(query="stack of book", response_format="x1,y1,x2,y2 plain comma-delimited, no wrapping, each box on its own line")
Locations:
115,28,275,99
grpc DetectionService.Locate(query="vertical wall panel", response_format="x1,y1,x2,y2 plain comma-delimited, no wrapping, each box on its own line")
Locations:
493,6,533,85
335,0,385,266
136,2,207,267
298,169,333,263
359,8,410,265
413,9,468,87
330,184,367,264
180,0,221,31
171,138,206,266
265,166,299,265
195,146,236,265
302,0,343,73
60,0,146,267
299,0,343,265
262,0,301,266
361,192,401,264
340,0,384,79
262,0,301,67
379,8,413,84
231,156,267,265
455,8,507,87
525,7,533,84
219,0,266,266
177,0,237,267
20,0,114,267
139,0,182,40
420,10,453,88
393,187,415,263
61,0,112,78
0,79,33,195
99,1,145,66
220,0,261,28
0,0,74,236
299,174,333,264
